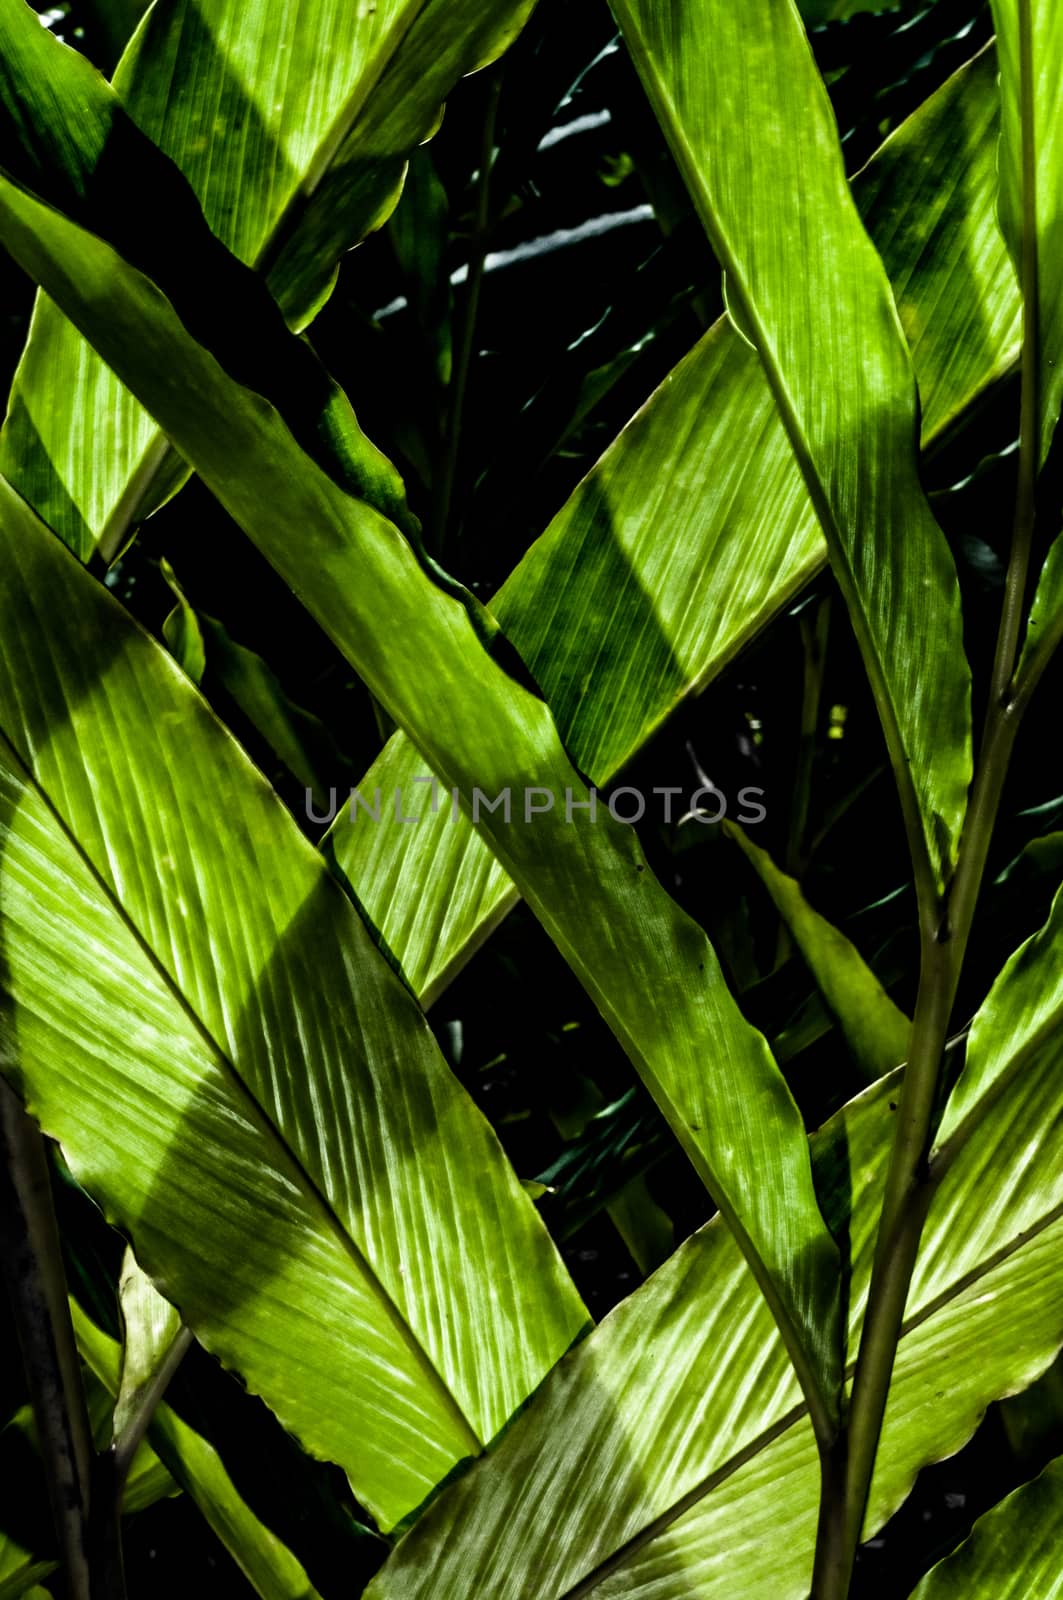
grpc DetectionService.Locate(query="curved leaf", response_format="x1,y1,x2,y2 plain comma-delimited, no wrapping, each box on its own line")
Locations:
0,473,586,1531
334,44,1017,1007
0,0,536,562
934,876,1063,1154
610,0,971,891
724,822,911,1083
911,1457,1063,1598
0,2,843,1427
113,1248,188,1448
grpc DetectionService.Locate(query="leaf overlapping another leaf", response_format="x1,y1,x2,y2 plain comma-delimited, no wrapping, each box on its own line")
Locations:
0,473,587,1531
334,45,1017,1008
364,1015,1063,1597
611,0,972,895
0,0,538,562
0,0,844,1434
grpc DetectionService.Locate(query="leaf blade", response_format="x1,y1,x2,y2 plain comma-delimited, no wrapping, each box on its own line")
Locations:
724,822,911,1083
610,0,971,890
910,1457,1063,1598
0,472,587,1530
0,0,537,561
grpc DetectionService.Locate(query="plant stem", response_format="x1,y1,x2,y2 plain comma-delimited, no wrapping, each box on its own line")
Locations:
811,6,1043,1589
810,1429,850,1598
0,1082,94,1599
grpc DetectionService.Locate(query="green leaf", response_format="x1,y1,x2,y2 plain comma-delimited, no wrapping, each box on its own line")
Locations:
934,877,1063,1156
113,1248,186,1447
73,1302,325,1600
1021,526,1063,683
388,147,453,391
724,822,911,1083
990,0,1063,466
334,44,1017,1009
0,0,536,562
161,559,207,684
799,0,913,18
0,1372,175,1599
996,4,1063,695
364,1019,1063,1597
0,475,587,1531
197,613,340,796
910,1457,1063,1598
0,1515,52,1598
0,0,842,1428
161,562,338,793
610,0,971,892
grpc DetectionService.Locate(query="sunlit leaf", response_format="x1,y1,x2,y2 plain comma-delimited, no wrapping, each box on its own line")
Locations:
335,45,1015,1007
612,0,973,900
365,1015,1063,1596
0,473,586,1531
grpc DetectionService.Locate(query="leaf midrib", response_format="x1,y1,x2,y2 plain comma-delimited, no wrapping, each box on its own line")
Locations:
0,682,481,1455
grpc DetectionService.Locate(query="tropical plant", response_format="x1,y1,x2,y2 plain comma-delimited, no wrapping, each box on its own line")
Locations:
0,0,1060,1595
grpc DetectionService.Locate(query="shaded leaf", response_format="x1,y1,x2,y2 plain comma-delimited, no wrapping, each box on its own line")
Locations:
910,1456,1063,1598
725,821,911,1083
161,559,207,684
74,1303,325,1600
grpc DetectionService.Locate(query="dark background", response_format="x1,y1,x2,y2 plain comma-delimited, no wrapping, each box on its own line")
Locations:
2,1,1062,1594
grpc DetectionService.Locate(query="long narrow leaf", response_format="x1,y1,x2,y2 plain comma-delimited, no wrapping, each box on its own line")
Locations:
724,822,911,1083
610,0,971,893
933,878,1063,1155
990,0,1063,465
1004,2,1063,687
910,1457,1063,1598
73,1302,325,1600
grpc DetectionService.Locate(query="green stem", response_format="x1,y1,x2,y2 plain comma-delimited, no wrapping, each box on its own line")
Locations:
812,5,1042,1590
810,1429,850,1598
0,1082,95,1599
